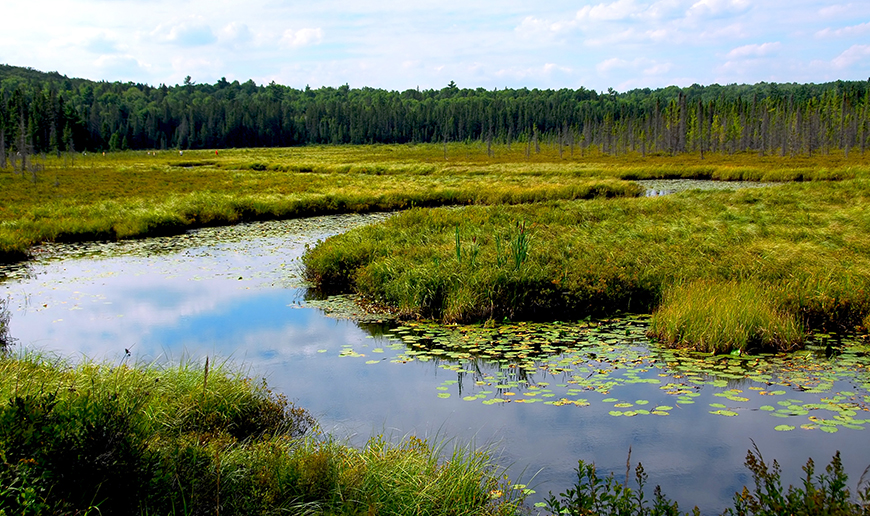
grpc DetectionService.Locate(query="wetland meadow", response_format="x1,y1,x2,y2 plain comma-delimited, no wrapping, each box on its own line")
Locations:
2,143,870,514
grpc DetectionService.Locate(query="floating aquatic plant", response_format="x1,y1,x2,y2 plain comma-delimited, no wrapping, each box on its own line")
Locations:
325,313,870,432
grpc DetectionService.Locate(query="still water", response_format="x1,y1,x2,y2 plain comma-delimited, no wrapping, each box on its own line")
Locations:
1,212,868,514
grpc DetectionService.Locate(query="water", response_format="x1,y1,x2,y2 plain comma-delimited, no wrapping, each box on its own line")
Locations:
638,179,777,197
1,213,868,514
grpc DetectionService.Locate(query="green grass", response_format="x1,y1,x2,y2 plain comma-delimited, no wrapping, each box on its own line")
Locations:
0,353,520,515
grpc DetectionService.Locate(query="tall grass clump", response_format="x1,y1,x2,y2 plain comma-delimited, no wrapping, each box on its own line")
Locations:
0,353,520,515
649,280,805,353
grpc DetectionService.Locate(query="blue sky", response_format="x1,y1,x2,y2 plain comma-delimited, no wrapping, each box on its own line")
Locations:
3,0,869,92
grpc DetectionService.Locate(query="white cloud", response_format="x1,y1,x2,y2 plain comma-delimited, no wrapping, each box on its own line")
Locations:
686,0,750,18
219,22,253,45
646,28,671,41
597,57,631,73
643,62,673,75
644,0,687,20
832,44,870,69
576,0,647,22
494,63,575,81
85,33,121,54
585,26,679,47
818,3,857,18
542,62,573,74
816,22,870,38
515,16,560,37
151,20,217,47
280,28,323,48
726,42,781,59
697,22,747,41
92,54,150,80
2,0,868,94
168,55,224,85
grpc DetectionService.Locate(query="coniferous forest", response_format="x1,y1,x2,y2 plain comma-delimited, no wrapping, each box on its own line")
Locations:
1,64,869,160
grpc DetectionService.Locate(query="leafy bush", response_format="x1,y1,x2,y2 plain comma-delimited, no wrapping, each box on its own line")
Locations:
546,447,870,516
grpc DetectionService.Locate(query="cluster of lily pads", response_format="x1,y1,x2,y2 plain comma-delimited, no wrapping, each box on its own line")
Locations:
312,301,870,433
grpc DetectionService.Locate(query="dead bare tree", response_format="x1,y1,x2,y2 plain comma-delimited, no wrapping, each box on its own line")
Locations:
0,129,6,169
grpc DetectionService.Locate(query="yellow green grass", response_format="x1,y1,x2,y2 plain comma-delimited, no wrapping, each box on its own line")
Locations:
2,143,867,262
0,353,520,515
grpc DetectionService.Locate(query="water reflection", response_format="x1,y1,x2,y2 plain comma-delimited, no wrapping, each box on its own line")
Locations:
637,179,778,197
0,213,867,514
0,296,13,351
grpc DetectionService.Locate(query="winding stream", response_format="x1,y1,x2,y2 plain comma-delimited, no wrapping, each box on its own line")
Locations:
1,211,868,514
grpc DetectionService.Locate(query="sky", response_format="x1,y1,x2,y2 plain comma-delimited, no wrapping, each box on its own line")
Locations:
2,0,869,93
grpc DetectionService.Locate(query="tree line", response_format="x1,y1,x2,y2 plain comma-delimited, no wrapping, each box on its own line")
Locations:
1,64,868,163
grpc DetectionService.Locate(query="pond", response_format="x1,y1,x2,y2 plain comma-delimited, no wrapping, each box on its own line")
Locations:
1,213,869,514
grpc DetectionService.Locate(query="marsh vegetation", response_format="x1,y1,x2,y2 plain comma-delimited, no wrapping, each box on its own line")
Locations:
2,141,870,513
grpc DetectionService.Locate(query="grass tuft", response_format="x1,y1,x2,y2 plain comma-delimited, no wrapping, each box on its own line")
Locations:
648,280,805,353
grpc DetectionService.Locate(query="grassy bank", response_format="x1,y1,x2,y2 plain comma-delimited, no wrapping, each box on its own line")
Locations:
0,354,519,515
2,144,868,263
303,178,870,352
